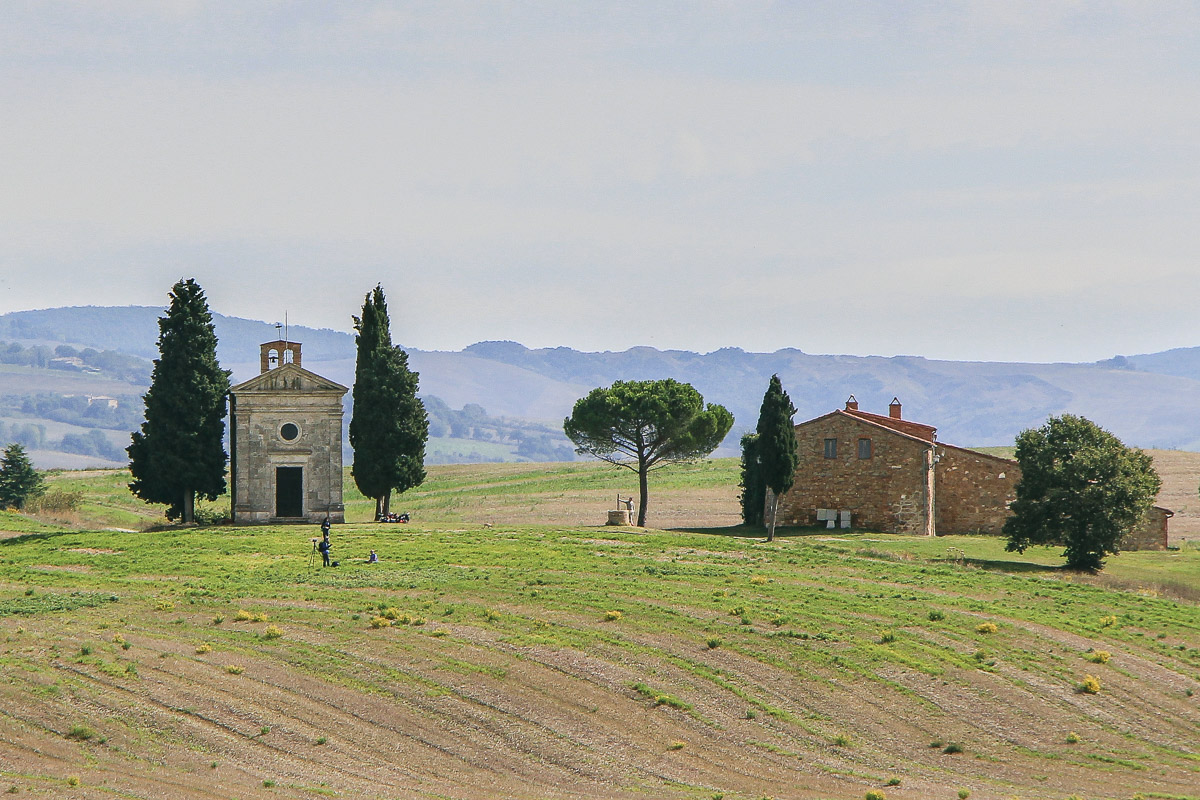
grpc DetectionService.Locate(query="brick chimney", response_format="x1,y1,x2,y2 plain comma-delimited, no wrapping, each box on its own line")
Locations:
845,395,858,411
889,397,902,419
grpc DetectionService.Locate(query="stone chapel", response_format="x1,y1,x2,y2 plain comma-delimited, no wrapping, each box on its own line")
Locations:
228,340,348,524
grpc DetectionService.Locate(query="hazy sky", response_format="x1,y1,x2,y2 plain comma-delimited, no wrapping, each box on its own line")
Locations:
1,2,1198,362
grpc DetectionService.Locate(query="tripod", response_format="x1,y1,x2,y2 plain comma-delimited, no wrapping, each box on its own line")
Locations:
309,539,318,568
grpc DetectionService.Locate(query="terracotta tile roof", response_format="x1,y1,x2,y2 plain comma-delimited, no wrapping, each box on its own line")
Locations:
843,408,937,442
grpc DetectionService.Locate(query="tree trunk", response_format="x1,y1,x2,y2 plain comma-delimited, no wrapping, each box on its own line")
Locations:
766,489,777,542
382,490,392,518
637,464,649,527
183,490,195,524
374,496,383,521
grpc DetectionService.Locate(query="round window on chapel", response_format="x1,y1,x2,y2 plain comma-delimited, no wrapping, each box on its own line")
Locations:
280,423,300,441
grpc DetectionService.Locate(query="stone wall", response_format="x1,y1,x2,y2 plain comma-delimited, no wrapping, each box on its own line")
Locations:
934,445,1019,535
1121,507,1170,551
776,412,932,534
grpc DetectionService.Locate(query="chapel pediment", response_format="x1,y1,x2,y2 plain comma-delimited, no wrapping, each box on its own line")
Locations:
231,362,348,394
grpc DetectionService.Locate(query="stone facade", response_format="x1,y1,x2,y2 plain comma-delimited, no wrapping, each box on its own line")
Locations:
776,397,1170,549
229,341,348,524
775,408,935,535
934,445,1019,535
1123,507,1171,551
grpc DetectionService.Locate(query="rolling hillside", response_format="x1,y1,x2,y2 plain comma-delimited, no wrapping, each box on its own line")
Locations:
1,461,1198,800
7,306,1200,467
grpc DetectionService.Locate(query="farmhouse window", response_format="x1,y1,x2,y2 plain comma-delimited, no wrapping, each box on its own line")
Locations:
823,438,838,459
858,438,872,459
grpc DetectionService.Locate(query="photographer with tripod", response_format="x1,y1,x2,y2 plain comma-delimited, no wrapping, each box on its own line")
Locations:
317,517,332,567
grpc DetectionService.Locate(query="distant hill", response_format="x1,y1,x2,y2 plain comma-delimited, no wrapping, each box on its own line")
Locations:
5,306,1200,465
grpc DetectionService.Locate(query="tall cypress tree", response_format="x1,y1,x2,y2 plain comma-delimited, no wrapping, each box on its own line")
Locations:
756,374,799,542
349,285,428,520
738,432,764,526
127,279,230,523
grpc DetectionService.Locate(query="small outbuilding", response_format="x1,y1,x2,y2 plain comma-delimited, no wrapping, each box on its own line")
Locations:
229,340,349,524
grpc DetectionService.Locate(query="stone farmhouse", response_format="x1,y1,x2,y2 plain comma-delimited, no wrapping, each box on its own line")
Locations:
773,396,1169,550
228,340,348,524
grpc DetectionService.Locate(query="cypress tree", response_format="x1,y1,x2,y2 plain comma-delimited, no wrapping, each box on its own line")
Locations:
127,279,230,523
0,443,45,510
739,432,764,526
349,285,428,520
755,374,799,542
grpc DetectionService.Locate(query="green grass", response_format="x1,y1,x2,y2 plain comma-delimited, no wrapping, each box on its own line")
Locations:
1,464,1198,799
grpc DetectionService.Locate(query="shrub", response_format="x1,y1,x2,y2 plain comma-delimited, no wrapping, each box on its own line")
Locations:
315,736,327,745
879,631,897,644
865,791,885,800
260,726,270,736
234,609,254,622
1066,731,1081,744
261,625,283,640
750,576,768,586
212,614,225,625
225,664,244,674
195,643,212,654
927,609,945,621
706,637,722,649
381,607,403,621
66,777,79,787
65,724,95,741
604,610,623,622
885,777,901,786
943,742,964,754
79,645,91,656
1077,675,1102,694
262,779,275,788
25,489,81,514
958,790,970,800
369,616,392,629
1100,614,1118,627
1087,650,1111,664
668,740,685,750
975,622,998,634
155,600,174,612
111,634,125,645
833,733,851,747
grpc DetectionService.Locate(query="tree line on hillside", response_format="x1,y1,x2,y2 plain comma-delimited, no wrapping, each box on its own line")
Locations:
0,340,151,383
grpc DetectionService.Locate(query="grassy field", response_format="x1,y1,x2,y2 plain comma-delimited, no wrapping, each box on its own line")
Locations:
0,460,1198,799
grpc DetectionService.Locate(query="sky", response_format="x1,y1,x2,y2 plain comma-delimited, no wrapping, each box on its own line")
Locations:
1,1,1198,363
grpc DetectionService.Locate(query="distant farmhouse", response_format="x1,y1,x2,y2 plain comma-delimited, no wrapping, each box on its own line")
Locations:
228,340,348,524
775,396,1170,550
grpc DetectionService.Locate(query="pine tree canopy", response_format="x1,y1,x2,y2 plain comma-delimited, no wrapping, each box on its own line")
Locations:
127,278,231,522
349,285,428,509
563,378,733,527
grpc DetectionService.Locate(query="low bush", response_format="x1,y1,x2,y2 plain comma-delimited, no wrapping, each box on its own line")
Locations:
604,610,623,622
1077,675,1102,694
225,665,244,675
865,791,885,800
261,625,283,640
65,724,95,741
706,637,722,649
927,609,945,621
1066,731,1081,744
943,742,964,754
975,622,998,634
1087,650,1111,664
369,616,392,629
